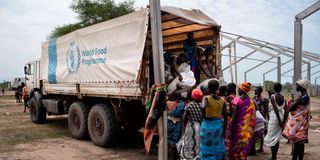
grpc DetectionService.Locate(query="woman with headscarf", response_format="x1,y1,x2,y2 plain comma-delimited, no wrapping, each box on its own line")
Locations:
264,83,286,160
200,79,227,160
177,89,204,160
283,80,311,160
229,82,256,160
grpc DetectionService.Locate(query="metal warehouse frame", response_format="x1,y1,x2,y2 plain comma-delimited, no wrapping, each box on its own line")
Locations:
294,1,320,95
220,31,320,95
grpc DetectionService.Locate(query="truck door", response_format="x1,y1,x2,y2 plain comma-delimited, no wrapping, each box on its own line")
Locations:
25,61,40,93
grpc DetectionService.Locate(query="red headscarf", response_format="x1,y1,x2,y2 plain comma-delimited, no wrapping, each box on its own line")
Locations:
191,88,204,102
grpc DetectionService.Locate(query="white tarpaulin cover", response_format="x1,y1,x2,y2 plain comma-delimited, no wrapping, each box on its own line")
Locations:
161,6,220,27
41,8,149,84
39,6,220,98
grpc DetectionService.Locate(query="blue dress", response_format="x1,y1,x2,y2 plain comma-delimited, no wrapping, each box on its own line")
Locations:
167,101,185,145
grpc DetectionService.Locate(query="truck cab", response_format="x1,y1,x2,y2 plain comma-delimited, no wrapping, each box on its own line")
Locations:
24,60,41,94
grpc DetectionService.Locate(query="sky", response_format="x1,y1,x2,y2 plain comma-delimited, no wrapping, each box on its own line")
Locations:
0,0,319,84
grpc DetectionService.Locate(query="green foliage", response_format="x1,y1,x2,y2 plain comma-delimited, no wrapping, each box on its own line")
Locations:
264,80,275,92
282,82,293,93
263,80,292,93
48,0,135,39
48,23,82,39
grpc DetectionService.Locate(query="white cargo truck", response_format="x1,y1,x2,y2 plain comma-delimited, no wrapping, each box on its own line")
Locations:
24,6,221,147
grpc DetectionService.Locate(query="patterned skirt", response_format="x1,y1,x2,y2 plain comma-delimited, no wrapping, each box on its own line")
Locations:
200,118,225,160
176,121,200,160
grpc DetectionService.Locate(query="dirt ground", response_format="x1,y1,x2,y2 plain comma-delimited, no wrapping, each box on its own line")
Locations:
0,94,319,160
0,95,157,160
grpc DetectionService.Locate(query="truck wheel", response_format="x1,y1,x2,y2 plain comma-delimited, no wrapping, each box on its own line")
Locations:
88,103,118,147
68,101,89,139
29,97,46,124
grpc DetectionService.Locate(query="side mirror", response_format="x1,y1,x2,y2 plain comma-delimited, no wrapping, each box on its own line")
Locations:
24,66,28,75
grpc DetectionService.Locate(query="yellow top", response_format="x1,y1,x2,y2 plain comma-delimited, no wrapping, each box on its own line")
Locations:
205,96,224,118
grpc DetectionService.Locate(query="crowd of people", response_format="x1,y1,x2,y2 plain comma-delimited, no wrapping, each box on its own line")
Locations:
144,32,312,160
164,79,311,160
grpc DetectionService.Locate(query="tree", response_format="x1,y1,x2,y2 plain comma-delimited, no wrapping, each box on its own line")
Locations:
264,80,275,92
282,82,293,93
48,0,135,39
48,23,82,39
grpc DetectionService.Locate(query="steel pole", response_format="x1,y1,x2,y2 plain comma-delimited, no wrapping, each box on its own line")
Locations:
234,42,238,84
293,19,302,96
277,57,281,83
228,46,234,83
149,0,167,159
244,71,247,82
307,62,311,95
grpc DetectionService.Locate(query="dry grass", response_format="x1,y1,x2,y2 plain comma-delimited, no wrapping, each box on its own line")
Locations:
0,95,69,153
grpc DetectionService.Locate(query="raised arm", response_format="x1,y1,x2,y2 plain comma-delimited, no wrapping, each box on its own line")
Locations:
171,56,183,81
201,96,208,119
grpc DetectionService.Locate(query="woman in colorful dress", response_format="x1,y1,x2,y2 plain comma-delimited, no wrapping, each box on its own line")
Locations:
167,94,186,160
200,79,227,160
283,80,311,160
225,83,237,155
264,83,286,160
229,82,256,160
177,89,204,160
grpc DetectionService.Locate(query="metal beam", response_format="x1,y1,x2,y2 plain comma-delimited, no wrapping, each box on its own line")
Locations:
221,54,277,63
302,63,320,72
221,31,320,62
282,69,294,76
264,59,293,75
244,55,278,82
221,41,236,51
241,36,317,63
229,32,320,62
312,70,320,76
240,37,294,58
149,0,167,159
222,48,260,71
282,75,293,78
282,60,308,76
221,33,279,58
296,1,320,20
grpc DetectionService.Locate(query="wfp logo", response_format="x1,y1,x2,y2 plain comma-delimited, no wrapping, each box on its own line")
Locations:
67,41,81,73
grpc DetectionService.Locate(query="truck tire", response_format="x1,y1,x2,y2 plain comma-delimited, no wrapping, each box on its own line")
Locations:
68,101,89,139
88,103,118,147
29,96,46,124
